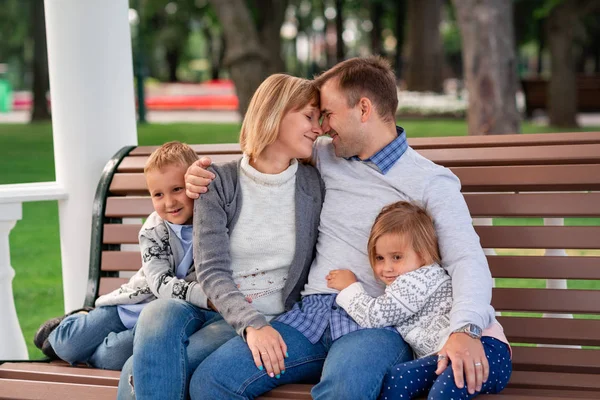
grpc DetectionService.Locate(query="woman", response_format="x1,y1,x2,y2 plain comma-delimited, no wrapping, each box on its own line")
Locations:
117,74,325,399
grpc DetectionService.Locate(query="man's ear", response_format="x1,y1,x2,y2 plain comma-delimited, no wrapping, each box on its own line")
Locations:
358,97,372,122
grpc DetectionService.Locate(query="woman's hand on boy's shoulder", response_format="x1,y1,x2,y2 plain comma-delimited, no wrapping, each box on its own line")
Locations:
326,269,358,291
185,157,215,199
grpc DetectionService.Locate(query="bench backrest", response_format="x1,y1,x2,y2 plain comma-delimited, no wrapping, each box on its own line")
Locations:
88,132,600,378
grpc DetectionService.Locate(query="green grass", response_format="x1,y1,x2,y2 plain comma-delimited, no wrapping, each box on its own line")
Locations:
2,120,599,359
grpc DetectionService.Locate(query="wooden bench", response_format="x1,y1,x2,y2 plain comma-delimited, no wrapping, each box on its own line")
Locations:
2,131,600,399
521,76,600,118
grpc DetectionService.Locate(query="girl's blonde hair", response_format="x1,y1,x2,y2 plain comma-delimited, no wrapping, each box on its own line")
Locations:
368,201,441,267
144,141,198,174
240,74,319,159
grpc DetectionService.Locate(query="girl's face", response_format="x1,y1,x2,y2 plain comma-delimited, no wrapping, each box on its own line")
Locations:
271,102,322,160
372,233,425,285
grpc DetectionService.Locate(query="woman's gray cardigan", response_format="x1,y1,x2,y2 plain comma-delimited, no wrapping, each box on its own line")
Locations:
193,159,324,337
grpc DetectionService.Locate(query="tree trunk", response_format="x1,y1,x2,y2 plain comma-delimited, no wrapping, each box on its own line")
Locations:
547,2,579,127
31,1,51,122
371,1,384,56
256,0,288,75
395,0,407,80
335,0,344,62
452,0,520,135
165,48,180,82
208,0,268,117
405,0,443,92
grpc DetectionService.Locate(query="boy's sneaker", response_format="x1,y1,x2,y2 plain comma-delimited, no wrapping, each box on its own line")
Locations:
33,306,94,359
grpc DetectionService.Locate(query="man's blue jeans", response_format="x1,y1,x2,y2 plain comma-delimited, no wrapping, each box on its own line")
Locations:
48,305,133,370
190,321,412,400
116,298,236,400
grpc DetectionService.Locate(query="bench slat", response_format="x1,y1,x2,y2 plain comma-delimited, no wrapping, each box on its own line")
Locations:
98,278,128,296
110,164,600,195
129,143,242,156
105,197,153,218
455,164,600,192
492,288,600,314
511,346,600,374
117,153,241,172
407,131,600,149
465,193,600,217
99,252,600,280
417,144,600,167
101,251,141,271
476,226,600,249
0,363,119,386
103,224,600,249
0,378,117,400
488,256,600,280
103,193,600,219
497,316,600,346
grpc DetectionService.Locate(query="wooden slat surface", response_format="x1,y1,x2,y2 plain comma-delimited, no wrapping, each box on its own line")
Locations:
0,378,117,400
104,192,600,219
492,288,600,314
454,164,600,192
105,197,153,218
464,193,600,217
0,363,119,386
417,143,600,167
511,346,600,374
98,277,127,296
487,256,600,280
117,153,241,172
497,316,600,346
476,226,600,249
129,143,242,156
101,251,141,271
407,131,600,149
109,164,600,195
508,370,600,391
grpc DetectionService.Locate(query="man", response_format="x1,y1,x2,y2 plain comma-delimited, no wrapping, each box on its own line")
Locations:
185,57,499,399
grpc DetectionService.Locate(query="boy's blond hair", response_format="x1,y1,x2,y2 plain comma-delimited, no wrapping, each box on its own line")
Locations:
368,201,441,267
144,141,198,174
240,74,319,160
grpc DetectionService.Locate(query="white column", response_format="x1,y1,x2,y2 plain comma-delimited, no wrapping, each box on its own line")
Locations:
44,0,138,311
0,203,28,359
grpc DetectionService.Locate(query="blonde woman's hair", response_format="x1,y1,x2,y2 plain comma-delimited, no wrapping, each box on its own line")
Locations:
144,141,198,174
240,74,319,159
368,201,441,267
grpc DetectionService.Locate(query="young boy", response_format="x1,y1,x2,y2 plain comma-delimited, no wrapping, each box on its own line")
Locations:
326,201,511,399
34,141,210,370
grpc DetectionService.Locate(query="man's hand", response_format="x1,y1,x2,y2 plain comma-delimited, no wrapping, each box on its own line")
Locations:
436,333,489,394
185,157,215,199
326,269,358,291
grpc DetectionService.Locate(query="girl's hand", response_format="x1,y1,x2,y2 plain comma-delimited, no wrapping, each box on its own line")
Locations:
246,325,287,378
326,269,358,291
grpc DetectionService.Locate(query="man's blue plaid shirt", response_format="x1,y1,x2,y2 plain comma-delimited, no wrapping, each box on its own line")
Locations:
276,127,408,343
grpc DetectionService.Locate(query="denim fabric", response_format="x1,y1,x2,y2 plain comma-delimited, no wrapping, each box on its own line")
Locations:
190,321,412,400
380,337,512,400
116,298,236,400
48,305,133,370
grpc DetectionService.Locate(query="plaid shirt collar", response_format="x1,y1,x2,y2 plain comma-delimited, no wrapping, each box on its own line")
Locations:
348,126,407,175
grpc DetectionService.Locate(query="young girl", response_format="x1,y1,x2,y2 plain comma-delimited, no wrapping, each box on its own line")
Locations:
326,201,511,399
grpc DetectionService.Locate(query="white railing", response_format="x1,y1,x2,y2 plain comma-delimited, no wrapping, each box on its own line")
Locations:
0,182,67,359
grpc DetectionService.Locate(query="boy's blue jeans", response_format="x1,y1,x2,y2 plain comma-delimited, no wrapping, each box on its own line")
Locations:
116,298,237,400
380,336,512,400
189,321,412,400
48,305,133,370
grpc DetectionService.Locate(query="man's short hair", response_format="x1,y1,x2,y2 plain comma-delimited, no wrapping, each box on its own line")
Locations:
314,56,398,122
240,74,319,159
144,141,198,174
